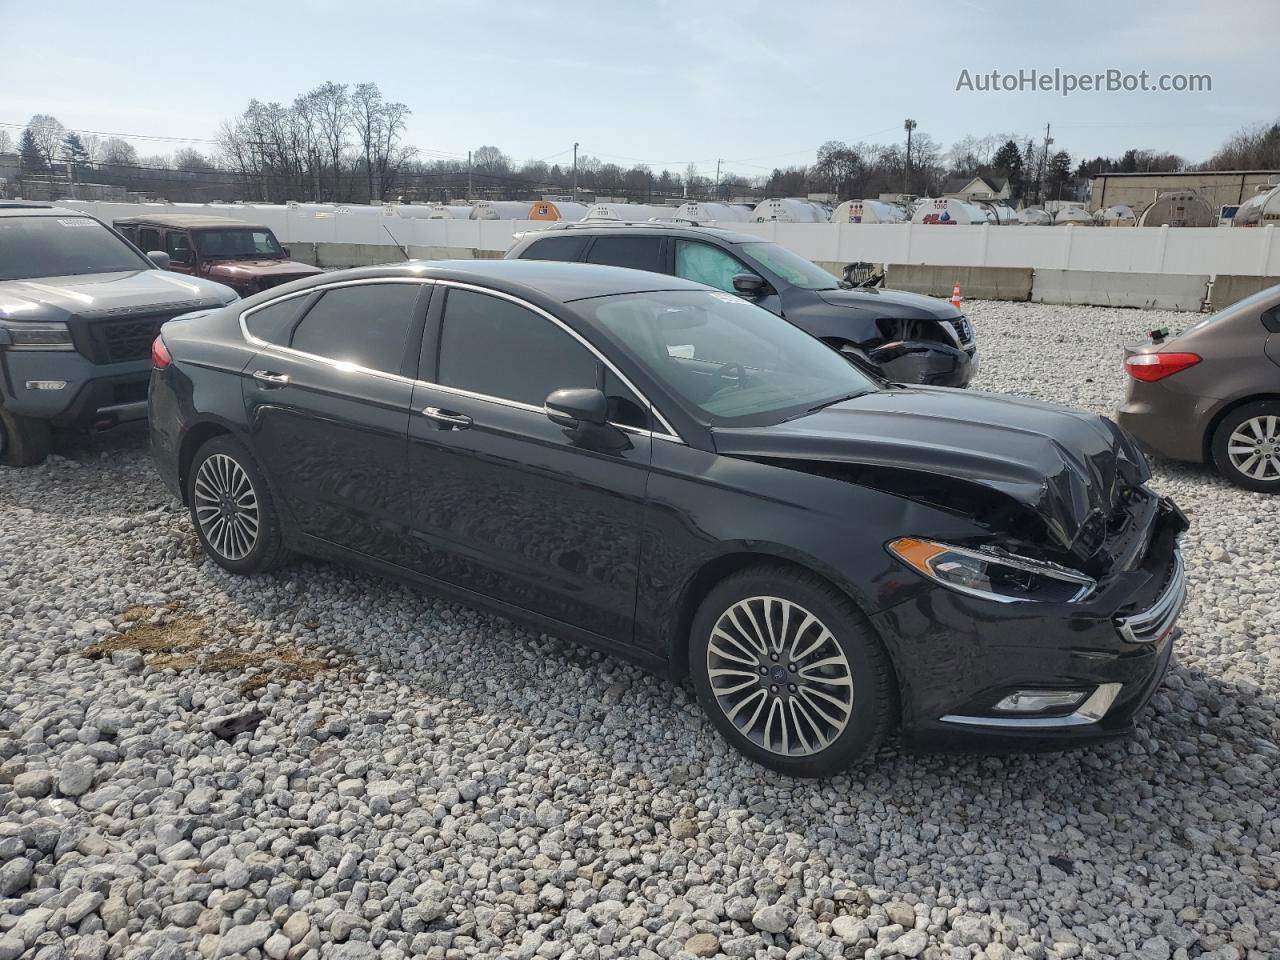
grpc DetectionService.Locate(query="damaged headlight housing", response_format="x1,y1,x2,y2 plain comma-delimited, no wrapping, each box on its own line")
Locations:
887,537,1096,604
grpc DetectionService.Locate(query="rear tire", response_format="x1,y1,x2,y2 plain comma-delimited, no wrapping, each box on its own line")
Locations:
1211,402,1280,493
0,404,52,467
689,564,896,778
186,435,287,574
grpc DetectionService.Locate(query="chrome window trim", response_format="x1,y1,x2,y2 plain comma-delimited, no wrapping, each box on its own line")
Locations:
237,276,686,444
940,682,1123,729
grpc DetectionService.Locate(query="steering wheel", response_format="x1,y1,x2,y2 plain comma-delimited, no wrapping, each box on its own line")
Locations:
716,362,746,387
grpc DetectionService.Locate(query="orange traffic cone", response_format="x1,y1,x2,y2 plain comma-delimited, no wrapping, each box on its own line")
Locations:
950,282,962,308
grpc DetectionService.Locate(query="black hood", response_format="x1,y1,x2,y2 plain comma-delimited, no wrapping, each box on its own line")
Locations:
816,287,961,321
712,386,1150,559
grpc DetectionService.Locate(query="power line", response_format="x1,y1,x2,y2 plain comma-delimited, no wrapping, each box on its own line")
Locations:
0,120,218,145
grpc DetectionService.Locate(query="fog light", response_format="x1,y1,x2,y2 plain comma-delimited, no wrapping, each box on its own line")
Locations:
25,380,67,391
994,689,1087,713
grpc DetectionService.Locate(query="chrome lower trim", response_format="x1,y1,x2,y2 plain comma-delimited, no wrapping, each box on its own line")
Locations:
1117,550,1185,644
94,400,149,421
940,682,1123,729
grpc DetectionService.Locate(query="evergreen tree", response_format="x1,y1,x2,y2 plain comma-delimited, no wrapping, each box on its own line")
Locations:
63,130,89,165
990,139,1024,200
18,128,45,171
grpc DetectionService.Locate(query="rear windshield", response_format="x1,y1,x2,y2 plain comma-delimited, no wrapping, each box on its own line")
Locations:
0,216,149,281
195,228,283,258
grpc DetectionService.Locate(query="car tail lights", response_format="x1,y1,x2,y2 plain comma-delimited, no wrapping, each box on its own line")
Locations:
1124,352,1201,382
151,335,172,370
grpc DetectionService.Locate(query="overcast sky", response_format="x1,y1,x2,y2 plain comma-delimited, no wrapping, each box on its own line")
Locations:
3,0,1277,177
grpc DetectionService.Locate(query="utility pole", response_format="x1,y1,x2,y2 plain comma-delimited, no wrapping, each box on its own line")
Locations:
714,158,721,200
903,119,917,197
248,139,270,202
466,150,472,201
572,142,579,201
1037,123,1053,206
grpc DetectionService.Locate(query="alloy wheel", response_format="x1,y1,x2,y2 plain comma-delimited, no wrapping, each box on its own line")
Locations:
1226,415,1280,482
193,453,260,561
706,596,854,757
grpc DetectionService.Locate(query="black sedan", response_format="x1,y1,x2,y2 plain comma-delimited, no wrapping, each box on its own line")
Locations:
149,260,1187,777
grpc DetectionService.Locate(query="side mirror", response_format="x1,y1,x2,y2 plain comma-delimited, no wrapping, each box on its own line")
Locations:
147,251,171,269
732,273,766,298
545,387,608,428
281,245,291,257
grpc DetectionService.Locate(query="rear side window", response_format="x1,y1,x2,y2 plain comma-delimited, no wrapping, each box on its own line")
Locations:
244,295,310,346
437,289,598,407
137,227,161,251
520,235,589,261
290,283,420,373
585,236,665,273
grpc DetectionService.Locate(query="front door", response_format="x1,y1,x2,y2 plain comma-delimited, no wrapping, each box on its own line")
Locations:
164,230,196,276
405,285,653,643
244,280,429,561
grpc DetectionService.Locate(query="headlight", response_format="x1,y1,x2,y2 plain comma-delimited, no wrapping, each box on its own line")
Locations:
2,321,75,351
887,537,1095,604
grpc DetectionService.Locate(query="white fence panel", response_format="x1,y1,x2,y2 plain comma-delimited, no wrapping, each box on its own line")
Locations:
37,201,1280,277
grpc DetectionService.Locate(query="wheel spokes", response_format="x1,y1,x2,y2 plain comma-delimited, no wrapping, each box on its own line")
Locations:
706,596,854,758
193,454,260,561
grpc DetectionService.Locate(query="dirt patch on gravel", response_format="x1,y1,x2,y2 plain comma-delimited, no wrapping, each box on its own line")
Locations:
80,604,333,694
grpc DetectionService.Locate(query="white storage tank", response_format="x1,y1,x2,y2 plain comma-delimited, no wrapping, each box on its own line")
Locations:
1099,204,1137,227
1016,207,1053,226
469,200,537,220
388,204,474,219
1137,191,1215,227
751,198,829,222
1229,186,1280,227
672,201,752,222
911,197,991,225
582,203,670,221
1054,206,1094,226
831,199,905,224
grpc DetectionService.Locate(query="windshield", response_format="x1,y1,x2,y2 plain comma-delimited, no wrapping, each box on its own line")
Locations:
195,228,284,259
584,290,877,426
739,242,839,290
0,216,149,281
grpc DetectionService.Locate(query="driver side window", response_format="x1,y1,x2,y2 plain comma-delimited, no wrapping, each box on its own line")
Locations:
675,241,755,294
165,231,193,264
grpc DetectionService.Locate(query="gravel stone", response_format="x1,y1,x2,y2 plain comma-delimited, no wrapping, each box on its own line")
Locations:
2,301,1279,959
684,932,720,957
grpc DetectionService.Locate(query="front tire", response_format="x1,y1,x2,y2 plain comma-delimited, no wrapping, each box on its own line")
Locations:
0,404,52,467
1211,402,1280,493
689,565,895,777
186,435,286,574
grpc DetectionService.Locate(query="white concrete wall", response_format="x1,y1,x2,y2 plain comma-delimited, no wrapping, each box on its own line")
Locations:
62,199,1280,277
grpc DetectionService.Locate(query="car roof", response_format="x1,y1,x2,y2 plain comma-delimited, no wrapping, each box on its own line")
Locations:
268,258,711,304
112,214,269,229
522,220,761,245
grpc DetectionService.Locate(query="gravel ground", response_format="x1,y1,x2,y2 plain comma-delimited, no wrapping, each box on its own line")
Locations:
2,301,1277,960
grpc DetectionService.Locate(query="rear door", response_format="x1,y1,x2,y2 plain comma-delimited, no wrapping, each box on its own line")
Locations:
583,235,668,276
244,279,430,562
405,284,654,642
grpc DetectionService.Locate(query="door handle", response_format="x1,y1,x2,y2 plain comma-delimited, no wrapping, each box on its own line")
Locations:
421,406,472,430
252,370,290,388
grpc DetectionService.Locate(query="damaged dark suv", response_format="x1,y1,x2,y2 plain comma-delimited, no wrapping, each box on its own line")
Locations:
149,260,1184,777
506,221,977,386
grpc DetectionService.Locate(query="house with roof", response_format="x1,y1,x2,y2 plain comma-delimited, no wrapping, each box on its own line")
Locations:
941,175,1012,202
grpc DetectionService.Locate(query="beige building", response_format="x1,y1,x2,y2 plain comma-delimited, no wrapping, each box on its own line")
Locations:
1089,170,1280,217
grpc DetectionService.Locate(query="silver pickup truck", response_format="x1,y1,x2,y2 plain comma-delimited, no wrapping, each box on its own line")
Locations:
0,203,237,465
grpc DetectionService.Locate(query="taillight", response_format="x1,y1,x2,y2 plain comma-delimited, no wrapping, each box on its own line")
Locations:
151,336,172,370
1124,352,1200,382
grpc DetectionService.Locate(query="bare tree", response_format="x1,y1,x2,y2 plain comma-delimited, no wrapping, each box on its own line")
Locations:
312,82,351,200
0,130,12,154
100,137,138,166
26,114,66,167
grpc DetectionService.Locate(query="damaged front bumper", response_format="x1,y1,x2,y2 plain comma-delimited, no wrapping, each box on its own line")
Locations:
872,497,1187,750
865,340,977,388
